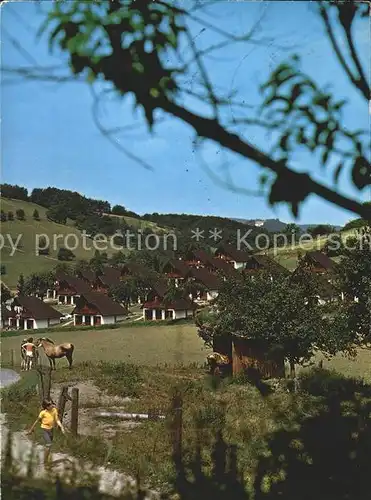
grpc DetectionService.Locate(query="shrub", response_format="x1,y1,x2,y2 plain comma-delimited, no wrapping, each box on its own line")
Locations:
7,211,14,221
58,247,75,261
15,209,26,221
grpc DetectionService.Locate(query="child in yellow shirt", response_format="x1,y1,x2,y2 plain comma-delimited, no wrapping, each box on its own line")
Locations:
27,399,65,466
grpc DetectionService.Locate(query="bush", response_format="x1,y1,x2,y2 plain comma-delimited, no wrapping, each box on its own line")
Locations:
1,210,7,222
1,265,6,275
58,247,75,261
7,211,14,221
15,209,26,221
32,209,40,220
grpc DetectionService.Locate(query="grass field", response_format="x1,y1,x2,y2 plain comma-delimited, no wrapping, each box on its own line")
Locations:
0,198,166,289
1,323,210,368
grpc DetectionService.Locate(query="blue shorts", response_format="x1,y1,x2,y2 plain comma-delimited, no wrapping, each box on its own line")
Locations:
42,429,53,447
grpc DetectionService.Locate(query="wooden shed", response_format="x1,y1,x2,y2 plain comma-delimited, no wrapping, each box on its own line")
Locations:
213,334,285,379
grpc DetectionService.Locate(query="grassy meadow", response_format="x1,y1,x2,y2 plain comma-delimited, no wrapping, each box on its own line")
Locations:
1,323,210,368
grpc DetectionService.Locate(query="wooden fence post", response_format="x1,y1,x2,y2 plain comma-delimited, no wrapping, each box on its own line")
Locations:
36,368,45,405
70,388,79,437
44,366,52,401
57,386,69,424
171,390,183,467
10,349,15,368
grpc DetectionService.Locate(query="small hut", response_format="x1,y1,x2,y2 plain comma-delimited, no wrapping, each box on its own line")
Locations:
213,334,285,379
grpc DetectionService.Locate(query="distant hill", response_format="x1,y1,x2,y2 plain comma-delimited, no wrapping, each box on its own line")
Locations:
233,218,341,233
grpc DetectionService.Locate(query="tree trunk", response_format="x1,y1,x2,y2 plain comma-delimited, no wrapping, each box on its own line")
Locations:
289,361,296,378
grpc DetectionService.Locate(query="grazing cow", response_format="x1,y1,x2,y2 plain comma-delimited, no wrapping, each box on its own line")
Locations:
35,337,74,370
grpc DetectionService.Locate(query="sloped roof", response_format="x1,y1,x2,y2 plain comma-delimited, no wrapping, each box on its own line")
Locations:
96,267,121,287
77,269,96,283
208,257,239,276
164,259,192,278
73,292,127,316
215,244,250,263
13,296,63,320
189,268,222,290
305,251,335,270
57,275,91,294
148,279,168,298
121,262,152,278
192,249,212,264
248,255,290,275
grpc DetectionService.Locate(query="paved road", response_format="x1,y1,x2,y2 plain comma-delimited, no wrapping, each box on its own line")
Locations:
0,369,159,498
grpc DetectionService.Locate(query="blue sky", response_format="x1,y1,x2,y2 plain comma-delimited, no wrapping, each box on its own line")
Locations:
1,1,369,225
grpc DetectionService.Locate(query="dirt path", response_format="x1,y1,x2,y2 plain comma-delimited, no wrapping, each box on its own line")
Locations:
0,370,159,499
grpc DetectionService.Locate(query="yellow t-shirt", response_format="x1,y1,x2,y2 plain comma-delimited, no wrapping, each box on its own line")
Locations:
39,408,58,430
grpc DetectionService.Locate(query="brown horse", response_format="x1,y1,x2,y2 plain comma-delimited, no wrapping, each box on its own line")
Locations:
35,337,74,370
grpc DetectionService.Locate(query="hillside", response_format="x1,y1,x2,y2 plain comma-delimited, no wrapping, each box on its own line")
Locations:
1,198,98,288
268,228,358,270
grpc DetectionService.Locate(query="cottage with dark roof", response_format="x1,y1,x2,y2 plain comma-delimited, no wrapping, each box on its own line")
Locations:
92,267,121,293
3,296,62,330
299,251,336,274
189,268,222,302
72,292,128,326
142,297,196,321
182,249,212,269
163,259,192,286
55,275,91,304
214,244,251,269
243,254,289,277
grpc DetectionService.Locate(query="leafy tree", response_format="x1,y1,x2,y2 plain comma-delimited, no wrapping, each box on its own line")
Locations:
110,251,127,267
7,211,14,221
1,210,7,222
111,205,128,216
57,247,75,261
0,183,28,201
89,250,106,275
14,1,368,220
36,236,50,256
32,209,40,220
1,283,12,303
109,278,138,307
15,209,25,221
307,225,335,237
46,205,68,224
17,274,26,295
24,271,55,300
284,223,301,239
198,272,339,377
335,227,371,340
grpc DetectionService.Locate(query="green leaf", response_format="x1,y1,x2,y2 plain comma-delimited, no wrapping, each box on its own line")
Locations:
352,156,371,189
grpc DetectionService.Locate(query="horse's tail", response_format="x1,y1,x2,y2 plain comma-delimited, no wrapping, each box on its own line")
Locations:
70,343,74,353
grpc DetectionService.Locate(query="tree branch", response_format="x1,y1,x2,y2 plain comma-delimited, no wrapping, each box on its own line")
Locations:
319,4,369,101
158,97,371,219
